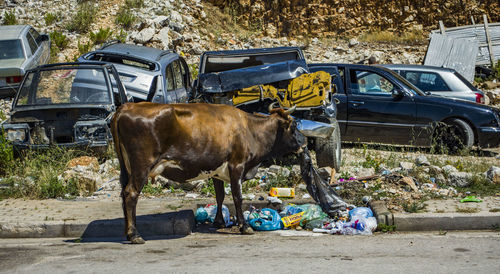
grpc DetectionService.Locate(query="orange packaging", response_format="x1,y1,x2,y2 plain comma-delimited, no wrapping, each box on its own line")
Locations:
281,212,305,228
269,187,295,198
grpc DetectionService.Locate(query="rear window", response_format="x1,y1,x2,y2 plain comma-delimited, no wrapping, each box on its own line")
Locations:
203,51,300,73
87,53,156,71
402,71,450,92
0,40,25,60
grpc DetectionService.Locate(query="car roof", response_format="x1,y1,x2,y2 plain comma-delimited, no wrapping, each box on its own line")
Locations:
201,47,304,57
0,25,29,40
96,42,175,62
380,64,456,73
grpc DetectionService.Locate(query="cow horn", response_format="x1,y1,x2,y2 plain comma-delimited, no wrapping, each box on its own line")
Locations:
284,105,296,115
268,102,278,113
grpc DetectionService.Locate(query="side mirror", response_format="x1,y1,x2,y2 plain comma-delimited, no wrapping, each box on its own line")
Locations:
392,89,404,99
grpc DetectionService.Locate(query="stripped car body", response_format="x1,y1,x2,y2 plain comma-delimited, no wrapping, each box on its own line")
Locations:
194,47,341,170
111,102,306,243
1,62,130,153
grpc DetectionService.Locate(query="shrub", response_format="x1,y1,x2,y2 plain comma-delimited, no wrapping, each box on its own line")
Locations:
125,0,144,9
0,130,13,175
77,40,92,56
358,30,425,44
44,12,60,25
115,29,128,43
3,11,17,25
90,27,113,45
50,30,69,50
115,7,136,29
66,2,97,33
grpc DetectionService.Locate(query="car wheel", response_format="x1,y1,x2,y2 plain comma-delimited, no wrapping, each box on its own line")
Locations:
433,118,474,153
315,120,341,171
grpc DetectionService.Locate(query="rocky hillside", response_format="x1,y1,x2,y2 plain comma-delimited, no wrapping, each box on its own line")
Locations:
209,0,500,37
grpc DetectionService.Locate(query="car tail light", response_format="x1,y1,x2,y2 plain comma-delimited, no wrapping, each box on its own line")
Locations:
6,76,23,84
475,93,485,104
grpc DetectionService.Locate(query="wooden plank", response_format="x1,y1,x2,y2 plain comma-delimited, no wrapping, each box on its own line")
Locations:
483,14,496,67
439,20,446,35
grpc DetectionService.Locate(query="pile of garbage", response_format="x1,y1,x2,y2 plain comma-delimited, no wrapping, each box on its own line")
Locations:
195,203,377,235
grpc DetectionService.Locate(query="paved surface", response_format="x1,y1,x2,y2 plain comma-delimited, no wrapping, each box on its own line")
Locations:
0,196,499,238
0,232,499,273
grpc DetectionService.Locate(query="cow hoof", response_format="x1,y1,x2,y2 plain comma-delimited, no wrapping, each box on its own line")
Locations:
213,220,226,229
129,235,145,244
240,225,254,235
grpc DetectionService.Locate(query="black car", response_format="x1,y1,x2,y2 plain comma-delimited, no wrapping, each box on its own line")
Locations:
1,62,130,154
309,63,500,151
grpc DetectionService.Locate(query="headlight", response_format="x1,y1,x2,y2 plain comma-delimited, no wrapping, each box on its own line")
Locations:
74,121,109,141
2,123,29,143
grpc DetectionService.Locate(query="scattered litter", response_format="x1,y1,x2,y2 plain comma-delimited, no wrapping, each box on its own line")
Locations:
247,207,282,231
269,187,295,198
267,196,282,204
195,204,232,226
302,193,311,199
185,193,199,199
243,193,256,200
460,196,482,203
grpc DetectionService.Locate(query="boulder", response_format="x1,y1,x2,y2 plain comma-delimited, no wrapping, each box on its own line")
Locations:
442,165,458,174
448,172,471,187
485,166,500,184
133,27,155,44
153,27,170,49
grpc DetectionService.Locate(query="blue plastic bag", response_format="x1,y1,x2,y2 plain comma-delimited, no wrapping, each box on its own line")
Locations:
195,207,209,223
248,208,283,231
348,207,373,219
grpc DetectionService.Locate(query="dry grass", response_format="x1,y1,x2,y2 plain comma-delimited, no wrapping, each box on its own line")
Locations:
358,30,426,44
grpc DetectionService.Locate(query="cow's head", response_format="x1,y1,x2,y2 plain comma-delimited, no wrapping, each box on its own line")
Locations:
269,103,306,154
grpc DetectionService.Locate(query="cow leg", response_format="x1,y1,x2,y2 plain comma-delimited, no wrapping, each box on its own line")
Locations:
212,178,226,229
121,172,147,244
229,167,254,235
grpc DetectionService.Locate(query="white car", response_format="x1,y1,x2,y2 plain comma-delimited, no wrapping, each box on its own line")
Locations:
0,25,50,98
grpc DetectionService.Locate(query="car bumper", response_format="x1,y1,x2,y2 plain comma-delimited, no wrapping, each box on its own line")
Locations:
478,127,500,148
296,119,334,138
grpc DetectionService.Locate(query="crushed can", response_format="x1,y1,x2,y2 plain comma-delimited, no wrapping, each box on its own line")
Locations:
281,211,305,228
269,187,295,198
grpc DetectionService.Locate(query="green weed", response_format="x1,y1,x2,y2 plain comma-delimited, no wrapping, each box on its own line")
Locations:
456,206,480,213
358,29,425,44
125,0,144,8
200,179,215,196
142,182,162,196
242,179,258,194
90,27,113,45
0,129,13,175
50,31,69,50
2,11,17,25
402,201,427,213
44,12,61,25
77,40,92,56
377,223,396,232
66,2,97,33
115,29,128,43
265,172,296,191
115,7,136,29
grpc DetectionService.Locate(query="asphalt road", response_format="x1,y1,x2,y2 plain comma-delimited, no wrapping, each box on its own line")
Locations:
0,231,499,273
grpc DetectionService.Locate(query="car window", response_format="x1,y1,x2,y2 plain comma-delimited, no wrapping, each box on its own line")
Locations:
166,64,174,91
172,60,184,90
29,28,41,44
350,70,393,95
179,60,188,88
403,71,450,92
0,40,25,59
26,33,38,55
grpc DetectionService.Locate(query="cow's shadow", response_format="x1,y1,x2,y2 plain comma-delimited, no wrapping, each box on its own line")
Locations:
64,210,194,244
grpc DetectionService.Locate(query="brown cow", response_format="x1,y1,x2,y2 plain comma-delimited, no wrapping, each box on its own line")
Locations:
111,102,306,244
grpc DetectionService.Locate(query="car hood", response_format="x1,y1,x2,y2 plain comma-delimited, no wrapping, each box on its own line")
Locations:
0,58,26,76
198,59,308,93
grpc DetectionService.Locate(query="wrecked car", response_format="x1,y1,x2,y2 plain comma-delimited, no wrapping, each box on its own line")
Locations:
78,41,191,104
0,25,50,99
194,47,341,170
1,62,130,154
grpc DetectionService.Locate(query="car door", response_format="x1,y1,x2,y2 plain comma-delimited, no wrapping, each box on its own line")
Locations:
345,67,417,145
29,27,50,65
164,63,178,103
171,59,189,103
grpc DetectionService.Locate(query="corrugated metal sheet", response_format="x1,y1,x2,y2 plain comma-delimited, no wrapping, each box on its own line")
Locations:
424,33,478,82
430,22,500,66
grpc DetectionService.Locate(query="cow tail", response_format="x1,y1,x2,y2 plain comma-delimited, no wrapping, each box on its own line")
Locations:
111,107,130,189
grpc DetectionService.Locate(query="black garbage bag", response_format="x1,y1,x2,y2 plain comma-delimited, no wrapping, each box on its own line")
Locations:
300,147,348,217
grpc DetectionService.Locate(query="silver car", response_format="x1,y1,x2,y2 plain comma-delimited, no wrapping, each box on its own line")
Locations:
383,64,485,104
0,25,50,99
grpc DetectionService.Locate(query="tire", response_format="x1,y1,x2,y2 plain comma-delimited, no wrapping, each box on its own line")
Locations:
433,118,474,153
315,120,341,171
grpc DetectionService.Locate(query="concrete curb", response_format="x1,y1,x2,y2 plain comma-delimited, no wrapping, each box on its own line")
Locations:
393,212,500,231
0,210,195,239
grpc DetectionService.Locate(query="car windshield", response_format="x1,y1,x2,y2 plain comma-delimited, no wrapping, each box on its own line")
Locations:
0,39,25,60
16,67,112,106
